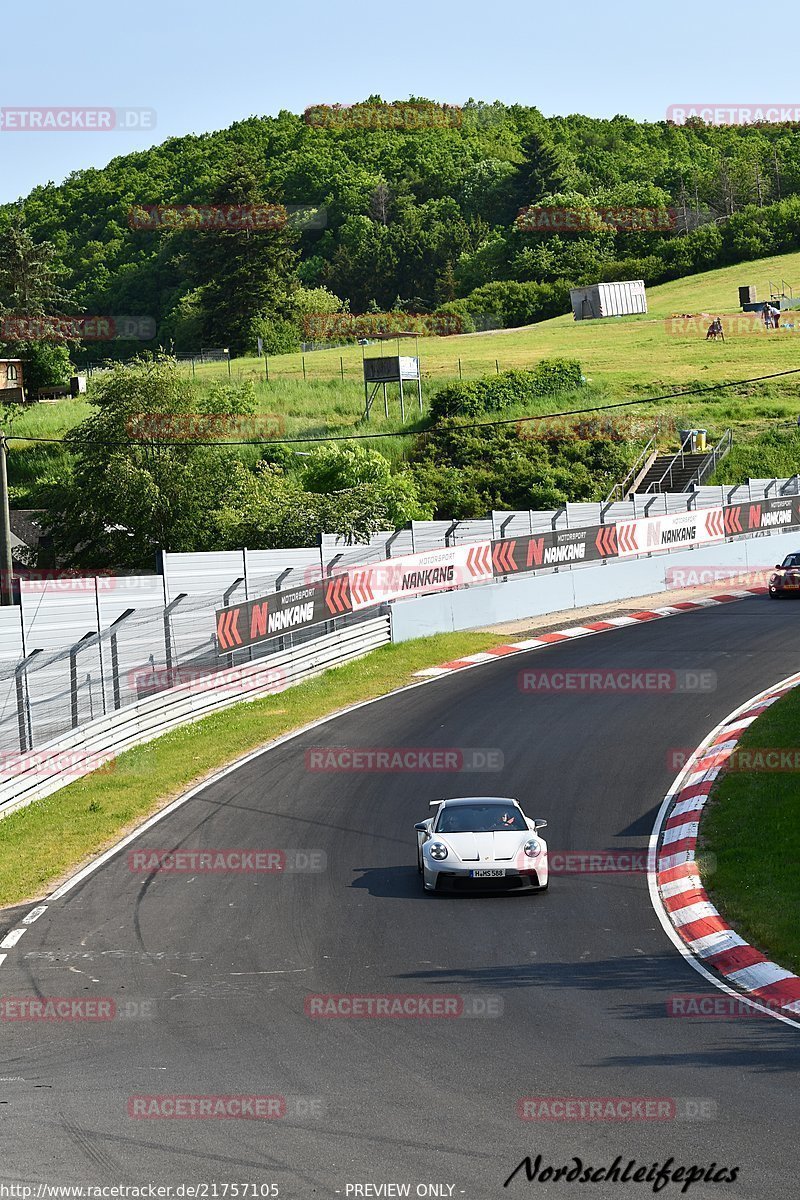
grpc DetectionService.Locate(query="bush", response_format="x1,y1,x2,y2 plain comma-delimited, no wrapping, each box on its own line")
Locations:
460,279,572,328
429,359,584,421
410,421,636,518
19,343,73,396
251,315,301,356
431,302,477,334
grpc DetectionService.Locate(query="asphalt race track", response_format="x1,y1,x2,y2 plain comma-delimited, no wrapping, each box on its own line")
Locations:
1,595,798,1198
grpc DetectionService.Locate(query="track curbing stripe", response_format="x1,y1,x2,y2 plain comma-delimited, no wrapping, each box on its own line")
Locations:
649,668,800,1029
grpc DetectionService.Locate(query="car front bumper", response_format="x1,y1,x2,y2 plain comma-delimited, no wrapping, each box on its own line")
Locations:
424,862,547,892
770,576,800,595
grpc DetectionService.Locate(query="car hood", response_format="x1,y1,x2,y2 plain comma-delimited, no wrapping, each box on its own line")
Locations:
436,831,528,862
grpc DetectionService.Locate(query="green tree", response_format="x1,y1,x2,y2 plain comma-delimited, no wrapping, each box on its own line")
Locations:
182,162,299,354
301,445,431,526
212,460,431,550
514,129,570,208
40,358,252,568
0,212,70,316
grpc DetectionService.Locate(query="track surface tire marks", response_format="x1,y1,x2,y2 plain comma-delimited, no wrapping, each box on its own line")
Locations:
1,597,798,1196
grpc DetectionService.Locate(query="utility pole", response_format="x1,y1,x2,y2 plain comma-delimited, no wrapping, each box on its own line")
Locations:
0,432,14,605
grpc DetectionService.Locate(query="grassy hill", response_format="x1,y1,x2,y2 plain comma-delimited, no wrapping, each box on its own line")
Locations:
7,249,800,503
181,247,800,393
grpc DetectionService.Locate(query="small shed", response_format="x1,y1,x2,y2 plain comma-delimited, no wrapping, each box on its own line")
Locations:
570,280,648,321
0,359,24,402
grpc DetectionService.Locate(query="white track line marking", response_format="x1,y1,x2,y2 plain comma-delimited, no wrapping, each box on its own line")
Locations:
22,906,47,925
0,929,26,949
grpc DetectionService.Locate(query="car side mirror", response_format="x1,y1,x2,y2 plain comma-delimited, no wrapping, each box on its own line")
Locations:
776,564,782,569
414,822,428,832
534,819,547,830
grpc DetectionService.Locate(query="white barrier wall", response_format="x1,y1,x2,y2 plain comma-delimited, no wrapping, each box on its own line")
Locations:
388,531,789,642
0,617,390,820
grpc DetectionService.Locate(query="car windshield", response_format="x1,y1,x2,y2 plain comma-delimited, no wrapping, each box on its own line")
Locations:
435,804,527,833
781,555,800,568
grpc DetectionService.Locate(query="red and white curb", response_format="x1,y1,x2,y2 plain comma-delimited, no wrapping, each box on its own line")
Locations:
413,588,767,677
649,671,800,1030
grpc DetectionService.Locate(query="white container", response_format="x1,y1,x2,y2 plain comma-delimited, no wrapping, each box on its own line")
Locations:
570,280,648,320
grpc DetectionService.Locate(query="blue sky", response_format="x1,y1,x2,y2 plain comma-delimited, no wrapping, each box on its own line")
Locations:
1,0,787,204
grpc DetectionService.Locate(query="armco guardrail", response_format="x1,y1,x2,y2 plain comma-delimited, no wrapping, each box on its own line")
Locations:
215,492,800,655
0,616,390,820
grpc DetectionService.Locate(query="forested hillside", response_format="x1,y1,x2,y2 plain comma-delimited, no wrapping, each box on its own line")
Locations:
5,99,800,358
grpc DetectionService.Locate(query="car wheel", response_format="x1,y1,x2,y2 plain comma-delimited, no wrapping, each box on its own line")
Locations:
417,848,423,874
769,590,780,599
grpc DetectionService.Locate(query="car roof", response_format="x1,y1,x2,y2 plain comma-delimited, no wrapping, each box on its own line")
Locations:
438,797,519,807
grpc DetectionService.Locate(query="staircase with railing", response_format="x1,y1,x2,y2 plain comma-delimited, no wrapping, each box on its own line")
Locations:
635,429,733,495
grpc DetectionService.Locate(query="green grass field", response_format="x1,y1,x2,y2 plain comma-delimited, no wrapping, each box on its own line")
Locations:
178,248,800,394
700,684,800,975
7,248,800,500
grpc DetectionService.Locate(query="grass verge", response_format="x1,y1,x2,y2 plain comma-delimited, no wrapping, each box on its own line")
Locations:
700,684,800,974
0,629,501,909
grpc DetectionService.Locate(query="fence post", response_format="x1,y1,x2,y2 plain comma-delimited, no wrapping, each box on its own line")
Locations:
164,593,188,675
109,609,135,710
14,649,41,752
70,633,96,729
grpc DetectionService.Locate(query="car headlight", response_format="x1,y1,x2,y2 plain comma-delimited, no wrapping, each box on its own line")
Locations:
523,839,541,857
771,574,780,583
429,842,448,861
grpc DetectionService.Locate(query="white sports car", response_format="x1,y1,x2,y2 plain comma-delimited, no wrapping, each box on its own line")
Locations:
415,797,548,893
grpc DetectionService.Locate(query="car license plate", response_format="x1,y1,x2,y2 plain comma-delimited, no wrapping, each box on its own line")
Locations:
786,583,799,589
471,868,505,878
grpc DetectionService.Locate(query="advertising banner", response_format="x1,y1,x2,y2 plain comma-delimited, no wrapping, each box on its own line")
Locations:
349,544,492,611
